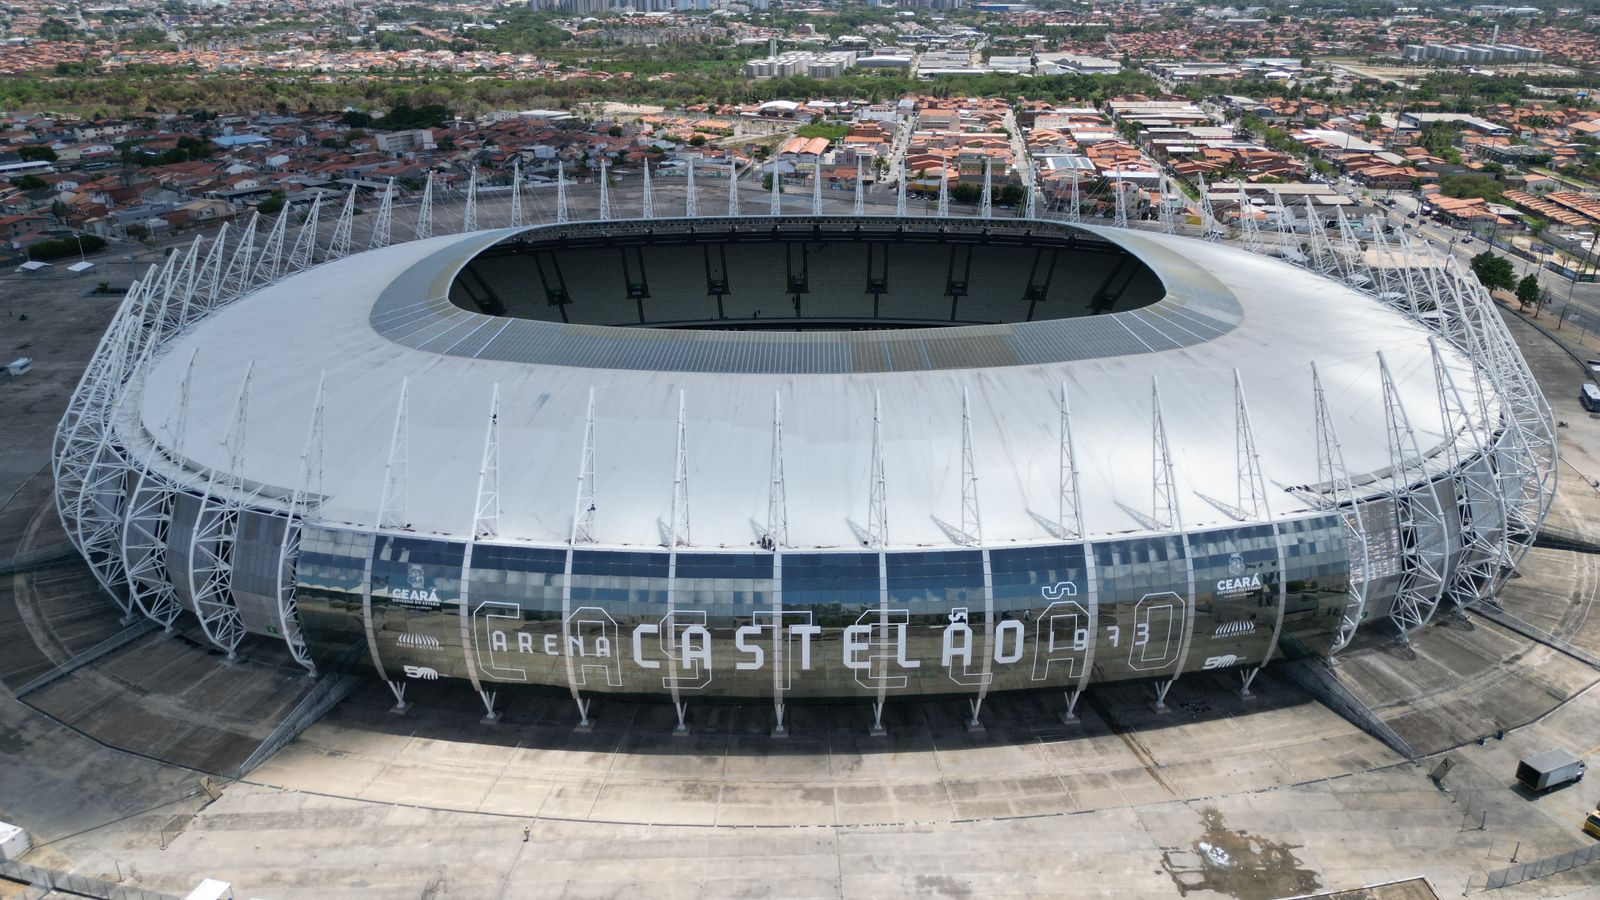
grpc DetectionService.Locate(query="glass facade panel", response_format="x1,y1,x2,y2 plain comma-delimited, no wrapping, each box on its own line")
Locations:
467,544,568,689
1277,513,1350,658
369,535,468,681
887,550,984,696
1358,497,1404,620
782,552,881,698
294,525,373,672
1091,535,1189,682
230,510,290,637
1186,524,1278,672
671,552,777,698
294,516,1349,699
988,544,1090,693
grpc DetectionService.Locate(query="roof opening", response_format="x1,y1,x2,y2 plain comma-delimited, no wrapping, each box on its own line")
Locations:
448,217,1165,332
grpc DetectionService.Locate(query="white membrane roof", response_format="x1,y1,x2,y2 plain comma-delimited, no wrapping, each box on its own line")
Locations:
128,221,1480,550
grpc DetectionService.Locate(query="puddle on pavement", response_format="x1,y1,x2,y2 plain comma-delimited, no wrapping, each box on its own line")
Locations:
1160,805,1322,899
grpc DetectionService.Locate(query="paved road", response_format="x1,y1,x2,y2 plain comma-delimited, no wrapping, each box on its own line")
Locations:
1002,109,1033,191
1364,190,1600,338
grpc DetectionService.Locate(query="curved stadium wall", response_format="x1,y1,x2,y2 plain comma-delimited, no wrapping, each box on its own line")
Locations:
52,212,1557,718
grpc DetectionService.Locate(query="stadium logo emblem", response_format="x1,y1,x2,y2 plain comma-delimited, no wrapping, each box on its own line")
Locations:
391,563,443,609
1216,553,1261,596
1213,620,1258,638
402,665,440,680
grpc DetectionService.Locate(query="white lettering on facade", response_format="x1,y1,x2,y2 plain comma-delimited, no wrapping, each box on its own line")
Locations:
1215,575,1263,593
633,622,660,669
842,624,873,671
995,619,1025,664
942,622,973,669
894,623,920,669
734,625,765,671
390,588,442,607
791,624,820,670
680,624,712,671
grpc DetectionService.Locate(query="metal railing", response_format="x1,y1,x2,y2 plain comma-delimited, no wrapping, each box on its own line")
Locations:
0,859,182,900
1477,841,1600,891
234,671,361,778
11,620,158,699
1279,658,1418,761
0,541,80,575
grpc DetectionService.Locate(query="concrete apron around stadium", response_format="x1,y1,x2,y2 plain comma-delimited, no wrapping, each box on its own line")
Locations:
243,666,1399,828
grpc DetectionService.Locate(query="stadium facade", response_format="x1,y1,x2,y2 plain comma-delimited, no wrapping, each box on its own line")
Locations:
52,185,1556,731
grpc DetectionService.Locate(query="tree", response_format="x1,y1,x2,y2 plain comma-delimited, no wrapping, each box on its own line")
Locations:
17,145,57,162
37,18,82,41
1516,274,1542,310
608,125,623,137
1470,251,1516,293
11,174,46,189
689,134,707,147
950,183,981,204
1440,174,1505,205
257,192,286,216
25,234,105,260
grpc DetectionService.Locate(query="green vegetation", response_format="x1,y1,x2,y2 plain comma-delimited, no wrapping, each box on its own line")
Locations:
17,145,57,162
1470,250,1516,292
10,174,47,190
1416,123,1462,164
129,134,214,166
0,69,1161,119
37,18,83,41
124,26,176,50
469,10,570,53
376,102,453,129
256,192,286,216
796,122,849,141
1238,114,1308,158
1439,173,1505,205
1184,71,1597,119
1516,273,1542,309
27,234,106,261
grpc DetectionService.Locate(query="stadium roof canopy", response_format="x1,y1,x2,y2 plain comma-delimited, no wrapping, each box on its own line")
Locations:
124,220,1476,551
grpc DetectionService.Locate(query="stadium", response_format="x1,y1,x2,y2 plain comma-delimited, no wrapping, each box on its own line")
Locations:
50,179,1558,735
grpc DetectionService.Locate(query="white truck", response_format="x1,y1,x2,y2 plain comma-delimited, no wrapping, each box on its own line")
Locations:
1516,748,1586,793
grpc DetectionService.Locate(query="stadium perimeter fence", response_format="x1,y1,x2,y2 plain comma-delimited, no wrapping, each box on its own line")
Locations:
1470,842,1600,892
0,859,183,900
